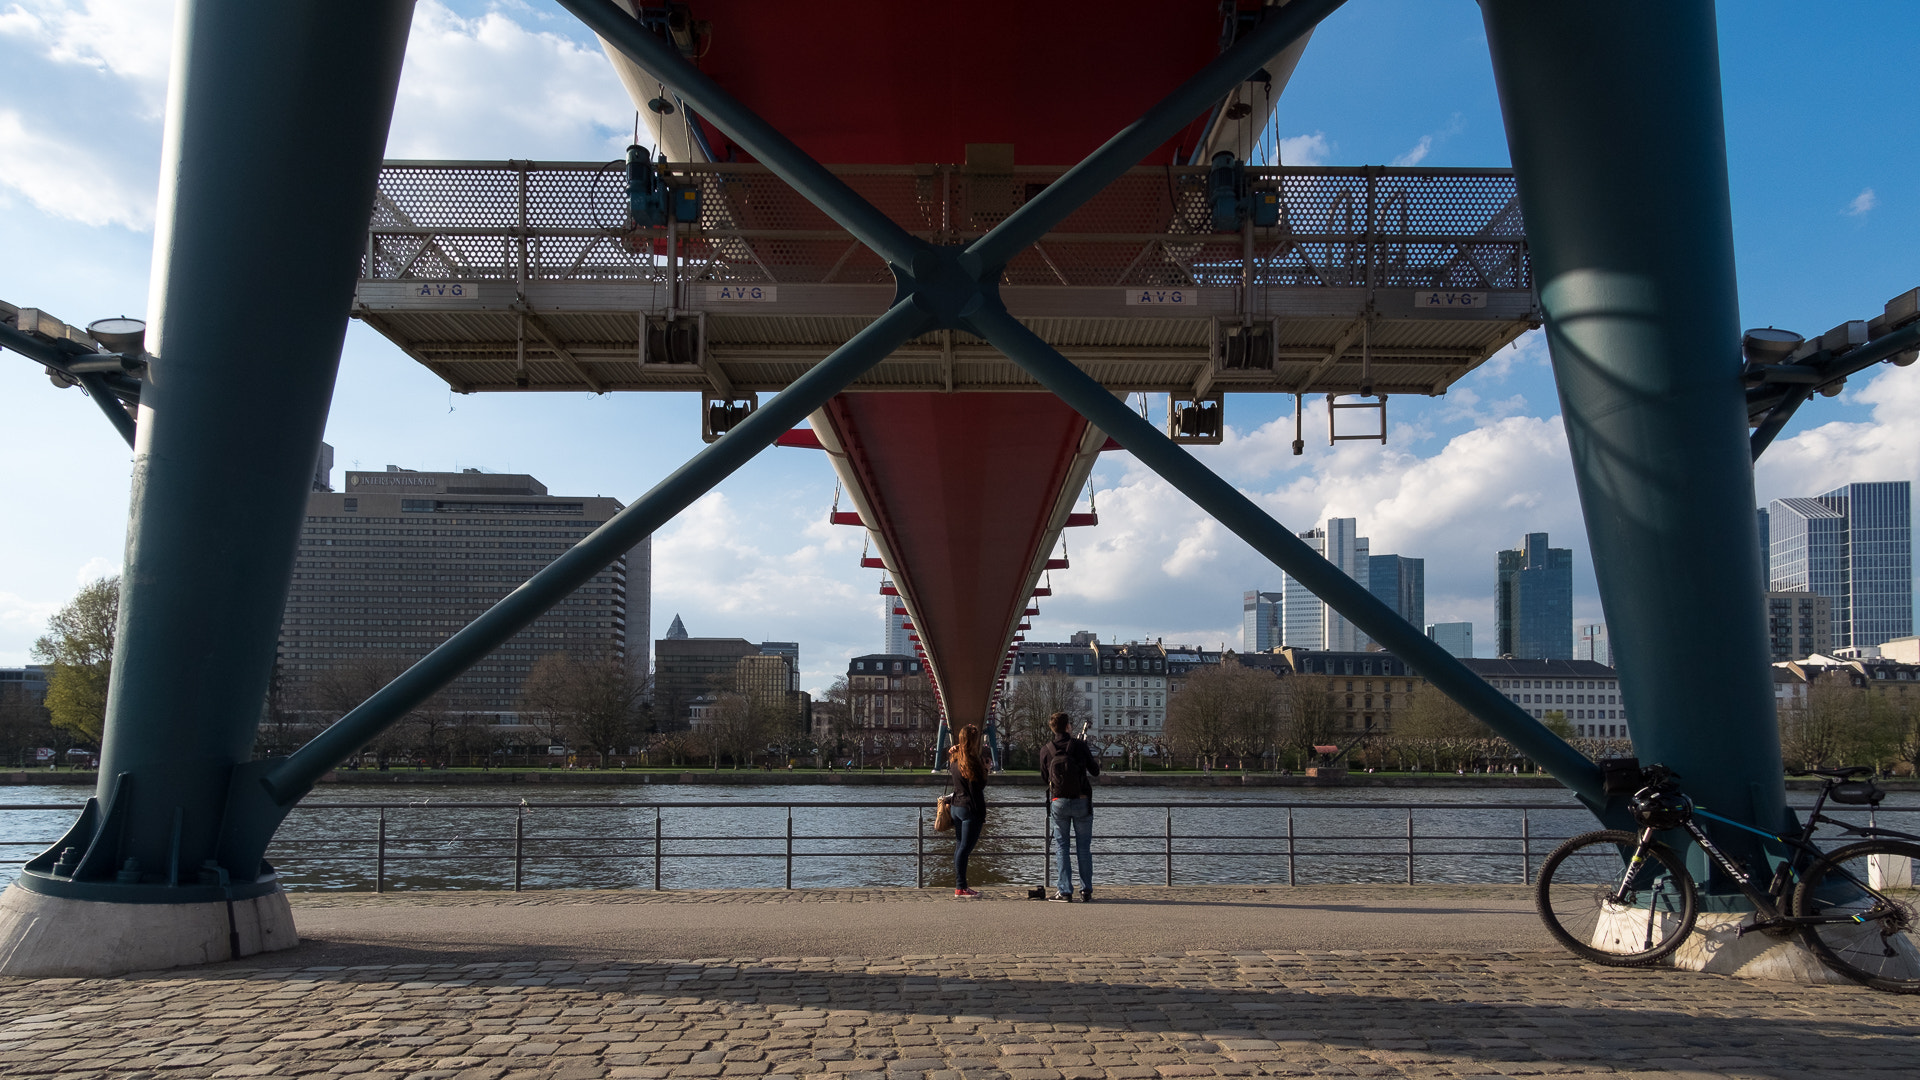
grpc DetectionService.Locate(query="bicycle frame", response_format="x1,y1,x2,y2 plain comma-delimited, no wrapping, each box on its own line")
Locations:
1622,780,1920,934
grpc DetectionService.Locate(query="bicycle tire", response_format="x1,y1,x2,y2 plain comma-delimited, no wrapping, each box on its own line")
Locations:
1535,829,1697,966
1793,839,1920,993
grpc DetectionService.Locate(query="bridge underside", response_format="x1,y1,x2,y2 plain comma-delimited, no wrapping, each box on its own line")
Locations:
353,159,1537,722
813,394,1099,724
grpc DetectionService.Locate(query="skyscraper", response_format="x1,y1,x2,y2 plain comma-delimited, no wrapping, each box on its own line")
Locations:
1770,482,1913,649
1242,590,1282,652
1756,506,1770,588
1426,622,1473,658
881,579,911,654
1576,623,1611,667
1282,519,1370,650
1496,533,1573,659
1368,554,1425,631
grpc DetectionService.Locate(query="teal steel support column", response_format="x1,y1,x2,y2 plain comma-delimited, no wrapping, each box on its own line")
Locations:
1480,1,1784,892
16,0,416,903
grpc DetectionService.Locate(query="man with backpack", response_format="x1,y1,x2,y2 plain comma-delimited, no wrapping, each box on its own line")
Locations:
1038,711,1100,902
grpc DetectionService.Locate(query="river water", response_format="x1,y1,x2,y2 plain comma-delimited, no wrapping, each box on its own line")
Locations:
2,783,1913,892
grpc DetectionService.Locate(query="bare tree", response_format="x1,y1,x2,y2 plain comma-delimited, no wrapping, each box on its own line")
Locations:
519,650,644,767
1276,673,1342,770
814,677,856,765
1167,663,1283,770
1393,685,1489,773
1780,671,1857,770
308,655,410,766
1002,673,1082,767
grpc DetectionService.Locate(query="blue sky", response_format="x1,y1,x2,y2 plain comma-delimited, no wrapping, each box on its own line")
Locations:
1,1,1915,695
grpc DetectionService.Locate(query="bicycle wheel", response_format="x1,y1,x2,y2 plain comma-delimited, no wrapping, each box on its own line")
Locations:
1793,839,1920,993
1535,829,1697,966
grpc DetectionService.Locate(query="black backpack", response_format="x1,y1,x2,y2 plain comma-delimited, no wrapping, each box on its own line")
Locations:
1044,737,1081,797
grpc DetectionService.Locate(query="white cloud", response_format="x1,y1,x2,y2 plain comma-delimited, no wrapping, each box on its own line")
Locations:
387,1,632,160
1037,413,1585,653
1845,188,1877,217
1472,327,1550,383
74,556,117,584
1391,113,1465,169
0,0,176,107
0,590,60,660
0,108,156,228
1392,136,1432,167
651,491,876,693
1277,132,1330,166
1755,365,1920,503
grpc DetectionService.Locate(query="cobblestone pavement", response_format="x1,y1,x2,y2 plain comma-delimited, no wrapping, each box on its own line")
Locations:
0,889,1914,1080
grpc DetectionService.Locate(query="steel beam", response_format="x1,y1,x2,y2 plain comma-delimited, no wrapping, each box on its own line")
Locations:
970,303,1607,805
556,0,921,269
964,0,1348,271
76,373,137,447
14,0,417,904
1481,0,1781,890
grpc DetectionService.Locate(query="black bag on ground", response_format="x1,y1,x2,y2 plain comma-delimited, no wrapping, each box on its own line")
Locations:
1599,757,1644,796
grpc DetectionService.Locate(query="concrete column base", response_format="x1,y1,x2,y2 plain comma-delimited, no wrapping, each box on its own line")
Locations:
0,883,298,977
1664,911,1852,984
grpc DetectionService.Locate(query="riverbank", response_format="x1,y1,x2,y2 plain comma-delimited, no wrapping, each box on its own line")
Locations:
9,768,1910,790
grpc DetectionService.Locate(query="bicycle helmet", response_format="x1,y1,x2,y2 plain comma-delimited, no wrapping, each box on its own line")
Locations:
1629,782,1693,830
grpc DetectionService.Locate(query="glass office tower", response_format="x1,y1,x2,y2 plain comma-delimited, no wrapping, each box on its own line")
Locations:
1496,533,1573,659
1772,482,1913,649
1766,480,1904,645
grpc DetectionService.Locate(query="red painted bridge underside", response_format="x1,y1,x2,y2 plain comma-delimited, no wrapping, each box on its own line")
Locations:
689,2,1232,722
822,395,1090,725
683,1,1227,167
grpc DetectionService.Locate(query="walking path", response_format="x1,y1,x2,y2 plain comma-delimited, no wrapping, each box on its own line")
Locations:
0,887,1912,1079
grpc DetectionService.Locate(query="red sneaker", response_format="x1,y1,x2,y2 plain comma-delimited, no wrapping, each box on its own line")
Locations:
953,887,981,898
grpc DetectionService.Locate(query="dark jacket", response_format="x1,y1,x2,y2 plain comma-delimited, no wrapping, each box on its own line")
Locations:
1039,735,1101,800
948,755,987,813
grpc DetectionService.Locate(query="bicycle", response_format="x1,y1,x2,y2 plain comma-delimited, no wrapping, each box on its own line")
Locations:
1533,760,1920,993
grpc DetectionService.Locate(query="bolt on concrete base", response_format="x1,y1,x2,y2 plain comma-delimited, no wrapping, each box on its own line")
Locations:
0,883,298,977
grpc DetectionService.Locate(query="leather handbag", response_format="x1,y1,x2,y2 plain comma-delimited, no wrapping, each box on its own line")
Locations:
934,792,954,833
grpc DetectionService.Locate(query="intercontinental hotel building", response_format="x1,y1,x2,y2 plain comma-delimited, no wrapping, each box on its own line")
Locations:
278,465,651,715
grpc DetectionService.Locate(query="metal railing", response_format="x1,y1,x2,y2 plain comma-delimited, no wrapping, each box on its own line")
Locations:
6,799,1911,893
364,162,1530,293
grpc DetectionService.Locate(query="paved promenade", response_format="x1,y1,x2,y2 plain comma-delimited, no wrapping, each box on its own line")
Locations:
0,887,1913,1080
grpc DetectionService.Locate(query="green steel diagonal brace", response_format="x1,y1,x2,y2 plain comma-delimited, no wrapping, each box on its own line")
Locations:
967,303,1610,807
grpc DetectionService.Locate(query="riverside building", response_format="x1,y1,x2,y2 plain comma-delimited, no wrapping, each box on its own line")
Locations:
277,467,651,720
654,626,801,729
844,653,935,766
1095,641,1168,735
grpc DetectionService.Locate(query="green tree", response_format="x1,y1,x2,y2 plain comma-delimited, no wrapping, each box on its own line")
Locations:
30,576,119,745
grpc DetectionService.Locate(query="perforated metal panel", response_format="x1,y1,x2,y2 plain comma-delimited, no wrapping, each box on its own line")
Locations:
355,161,1538,396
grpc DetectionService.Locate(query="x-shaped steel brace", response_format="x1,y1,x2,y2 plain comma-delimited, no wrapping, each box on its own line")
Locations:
242,0,1601,848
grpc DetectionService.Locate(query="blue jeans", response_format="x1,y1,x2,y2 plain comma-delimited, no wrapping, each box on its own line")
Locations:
951,803,982,889
1050,796,1091,894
